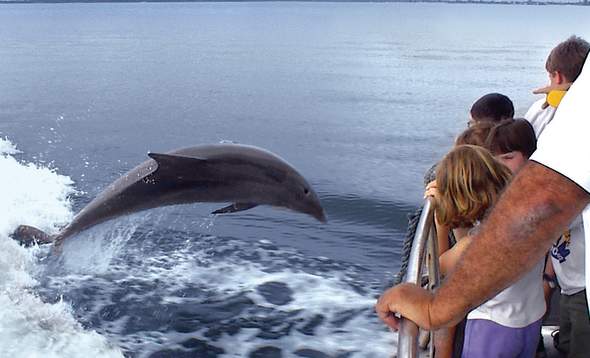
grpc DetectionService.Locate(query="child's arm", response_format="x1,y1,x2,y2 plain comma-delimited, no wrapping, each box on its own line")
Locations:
533,82,572,109
435,218,451,257
424,180,452,256
440,235,472,277
434,326,456,358
435,231,471,358
543,257,556,312
533,82,571,95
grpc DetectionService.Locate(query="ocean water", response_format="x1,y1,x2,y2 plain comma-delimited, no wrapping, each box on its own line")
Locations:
1,2,589,357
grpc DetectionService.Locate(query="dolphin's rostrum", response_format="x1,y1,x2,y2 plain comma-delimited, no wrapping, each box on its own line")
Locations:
12,143,326,249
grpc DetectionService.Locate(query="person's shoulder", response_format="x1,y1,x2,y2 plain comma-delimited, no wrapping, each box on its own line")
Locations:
524,98,547,120
524,98,556,137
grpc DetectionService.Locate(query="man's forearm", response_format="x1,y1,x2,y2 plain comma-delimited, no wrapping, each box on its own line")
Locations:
428,162,590,328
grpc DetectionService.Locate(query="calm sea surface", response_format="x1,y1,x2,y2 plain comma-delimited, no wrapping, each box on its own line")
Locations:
0,2,589,357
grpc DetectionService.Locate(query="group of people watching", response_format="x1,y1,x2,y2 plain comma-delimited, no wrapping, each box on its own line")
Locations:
416,36,590,357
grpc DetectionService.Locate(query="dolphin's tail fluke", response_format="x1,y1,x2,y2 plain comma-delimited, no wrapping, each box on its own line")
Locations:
10,225,55,247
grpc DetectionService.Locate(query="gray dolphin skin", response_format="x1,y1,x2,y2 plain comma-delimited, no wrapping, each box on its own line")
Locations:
12,143,326,249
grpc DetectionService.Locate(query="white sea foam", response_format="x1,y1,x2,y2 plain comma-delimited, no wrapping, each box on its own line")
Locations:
181,255,397,357
0,137,123,358
0,137,20,155
59,217,142,274
0,139,73,237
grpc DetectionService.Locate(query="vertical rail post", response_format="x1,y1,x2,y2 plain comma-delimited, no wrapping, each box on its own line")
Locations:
397,199,436,358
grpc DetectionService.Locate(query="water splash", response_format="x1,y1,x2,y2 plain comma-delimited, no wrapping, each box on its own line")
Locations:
0,137,123,358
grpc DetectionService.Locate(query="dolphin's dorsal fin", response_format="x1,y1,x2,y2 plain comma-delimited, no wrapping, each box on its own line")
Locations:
147,152,209,180
148,152,207,163
212,202,258,215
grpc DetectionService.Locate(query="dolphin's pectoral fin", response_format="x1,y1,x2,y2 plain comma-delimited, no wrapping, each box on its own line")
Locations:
148,152,208,179
10,225,55,247
212,202,258,215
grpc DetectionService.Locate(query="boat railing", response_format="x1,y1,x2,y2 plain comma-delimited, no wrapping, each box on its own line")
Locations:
398,198,440,358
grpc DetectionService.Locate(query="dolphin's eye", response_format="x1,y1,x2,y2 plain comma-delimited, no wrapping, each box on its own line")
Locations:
304,188,309,195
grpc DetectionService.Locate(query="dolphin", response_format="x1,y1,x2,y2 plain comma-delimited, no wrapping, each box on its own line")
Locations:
11,143,326,249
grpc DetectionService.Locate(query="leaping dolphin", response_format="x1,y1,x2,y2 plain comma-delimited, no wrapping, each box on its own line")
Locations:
12,143,326,249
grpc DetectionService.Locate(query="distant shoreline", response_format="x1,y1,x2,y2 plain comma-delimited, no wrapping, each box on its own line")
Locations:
0,0,587,4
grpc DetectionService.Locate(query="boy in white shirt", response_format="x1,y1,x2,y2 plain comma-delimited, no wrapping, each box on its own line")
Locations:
525,36,589,138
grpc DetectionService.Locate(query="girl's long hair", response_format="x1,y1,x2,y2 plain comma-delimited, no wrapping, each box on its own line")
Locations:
435,145,512,228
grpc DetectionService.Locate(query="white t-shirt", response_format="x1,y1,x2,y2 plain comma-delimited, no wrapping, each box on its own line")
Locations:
524,98,558,138
467,260,545,328
550,215,586,295
530,55,590,311
524,90,587,296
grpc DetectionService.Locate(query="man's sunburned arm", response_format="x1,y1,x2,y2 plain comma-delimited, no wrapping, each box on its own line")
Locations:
376,162,589,330
428,161,590,328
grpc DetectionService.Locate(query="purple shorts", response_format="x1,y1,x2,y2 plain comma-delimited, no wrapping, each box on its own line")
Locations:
462,318,542,358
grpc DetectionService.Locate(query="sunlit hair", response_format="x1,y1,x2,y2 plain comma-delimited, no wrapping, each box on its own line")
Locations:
485,118,537,159
546,35,590,83
456,121,496,147
435,145,512,228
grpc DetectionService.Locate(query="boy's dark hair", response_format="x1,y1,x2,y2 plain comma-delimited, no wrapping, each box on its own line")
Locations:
546,35,590,83
470,93,515,123
485,118,537,159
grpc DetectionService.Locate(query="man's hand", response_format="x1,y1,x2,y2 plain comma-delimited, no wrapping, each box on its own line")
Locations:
375,283,434,331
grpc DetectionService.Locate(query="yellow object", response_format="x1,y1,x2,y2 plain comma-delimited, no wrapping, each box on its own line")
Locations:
546,90,567,108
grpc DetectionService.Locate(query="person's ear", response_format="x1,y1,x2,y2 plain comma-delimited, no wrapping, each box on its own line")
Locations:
554,71,566,85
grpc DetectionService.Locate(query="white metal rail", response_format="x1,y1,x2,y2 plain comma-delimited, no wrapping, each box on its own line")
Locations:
398,199,440,358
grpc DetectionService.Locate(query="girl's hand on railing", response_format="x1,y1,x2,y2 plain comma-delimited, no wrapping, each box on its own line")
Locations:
424,181,444,236
424,180,439,200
